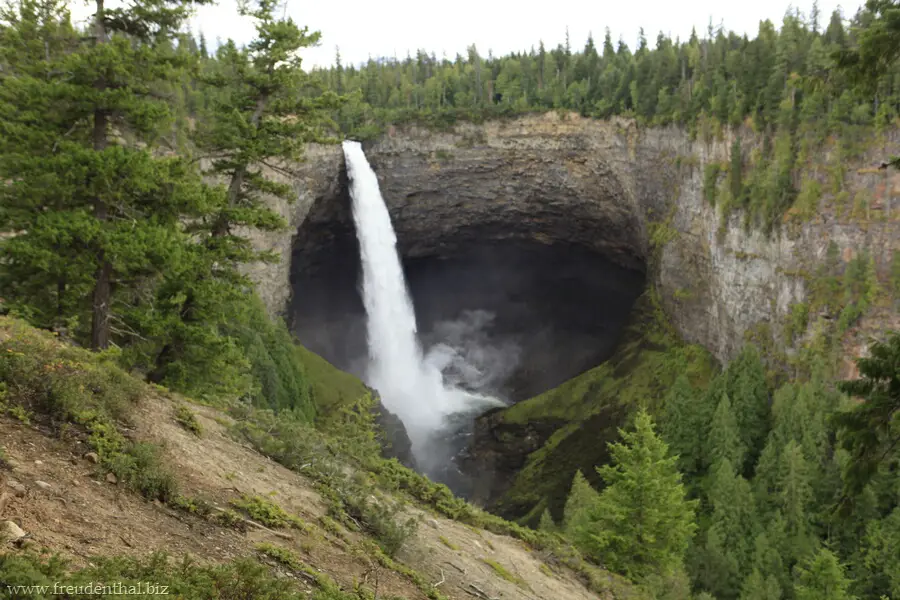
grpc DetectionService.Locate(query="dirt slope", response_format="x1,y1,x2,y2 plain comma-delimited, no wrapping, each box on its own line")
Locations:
1,391,616,600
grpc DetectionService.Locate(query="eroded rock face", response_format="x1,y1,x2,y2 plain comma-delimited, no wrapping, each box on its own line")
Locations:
244,113,900,509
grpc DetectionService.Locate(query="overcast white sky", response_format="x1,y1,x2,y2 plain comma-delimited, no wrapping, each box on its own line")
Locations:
75,0,864,70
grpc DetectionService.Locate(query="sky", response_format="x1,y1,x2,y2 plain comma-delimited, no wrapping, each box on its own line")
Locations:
75,0,865,70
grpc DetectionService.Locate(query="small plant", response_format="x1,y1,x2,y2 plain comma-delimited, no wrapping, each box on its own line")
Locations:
438,535,459,551
170,495,213,517
174,404,202,436
482,558,526,587
213,508,245,529
256,543,305,571
230,494,304,529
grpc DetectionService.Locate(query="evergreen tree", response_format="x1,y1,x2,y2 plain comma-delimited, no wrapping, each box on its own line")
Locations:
148,0,338,385
661,373,708,478
562,469,601,548
0,0,215,349
707,392,747,471
794,547,855,600
699,459,760,599
740,569,783,600
833,332,900,497
582,410,698,579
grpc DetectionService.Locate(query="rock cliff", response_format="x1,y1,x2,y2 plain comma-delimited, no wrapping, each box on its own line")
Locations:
243,112,900,514
248,112,898,366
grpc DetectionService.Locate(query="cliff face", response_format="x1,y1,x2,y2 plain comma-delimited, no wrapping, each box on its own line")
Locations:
250,112,899,367
245,113,900,513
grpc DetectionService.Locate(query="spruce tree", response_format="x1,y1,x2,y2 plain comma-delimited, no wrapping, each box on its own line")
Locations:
708,392,746,471
833,332,900,497
740,569,783,600
661,373,708,478
562,469,601,549
793,548,855,600
584,410,698,579
700,459,760,599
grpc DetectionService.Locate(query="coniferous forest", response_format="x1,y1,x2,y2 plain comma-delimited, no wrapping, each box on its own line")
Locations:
0,0,899,599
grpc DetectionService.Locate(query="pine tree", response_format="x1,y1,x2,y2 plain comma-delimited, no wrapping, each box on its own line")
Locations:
793,548,855,600
833,332,900,497
538,508,557,532
699,459,760,599
708,392,746,471
149,0,338,384
583,410,698,579
0,0,214,349
661,373,708,478
562,469,601,549
740,569,783,600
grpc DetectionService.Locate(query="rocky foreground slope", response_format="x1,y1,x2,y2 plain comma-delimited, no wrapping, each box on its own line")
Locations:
0,317,632,599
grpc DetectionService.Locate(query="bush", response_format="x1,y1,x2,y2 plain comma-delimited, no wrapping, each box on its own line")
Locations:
230,495,305,530
174,404,202,436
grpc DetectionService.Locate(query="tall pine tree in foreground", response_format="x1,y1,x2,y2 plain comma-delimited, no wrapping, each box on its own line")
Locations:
148,0,339,387
0,0,214,349
579,409,698,579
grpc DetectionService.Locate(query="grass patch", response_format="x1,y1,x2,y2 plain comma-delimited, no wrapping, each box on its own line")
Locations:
174,404,202,436
482,558,526,587
230,494,305,529
438,535,458,550
0,319,178,502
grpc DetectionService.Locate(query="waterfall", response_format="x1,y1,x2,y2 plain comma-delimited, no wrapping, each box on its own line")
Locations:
343,141,500,466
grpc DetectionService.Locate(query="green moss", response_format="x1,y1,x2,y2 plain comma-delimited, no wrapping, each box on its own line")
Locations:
494,289,716,522
703,161,725,206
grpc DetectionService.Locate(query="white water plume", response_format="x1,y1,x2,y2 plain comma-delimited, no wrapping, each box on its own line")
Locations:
343,141,503,461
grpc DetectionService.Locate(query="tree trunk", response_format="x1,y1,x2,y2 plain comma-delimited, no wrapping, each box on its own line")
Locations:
90,0,111,350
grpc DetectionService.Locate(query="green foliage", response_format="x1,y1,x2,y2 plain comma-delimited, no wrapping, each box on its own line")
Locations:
174,404,202,436
0,317,177,501
0,550,312,599
793,547,855,600
833,332,900,497
230,494,305,529
438,535,459,550
575,410,698,579
704,162,725,206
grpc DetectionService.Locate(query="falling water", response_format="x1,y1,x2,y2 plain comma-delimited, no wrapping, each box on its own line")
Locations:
343,141,501,466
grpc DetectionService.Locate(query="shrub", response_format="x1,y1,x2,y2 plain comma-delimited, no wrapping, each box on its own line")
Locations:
230,495,304,530
174,404,202,436
0,319,178,502
0,550,308,599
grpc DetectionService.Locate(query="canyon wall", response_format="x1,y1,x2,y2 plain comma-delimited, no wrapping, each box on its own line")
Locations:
247,112,900,368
